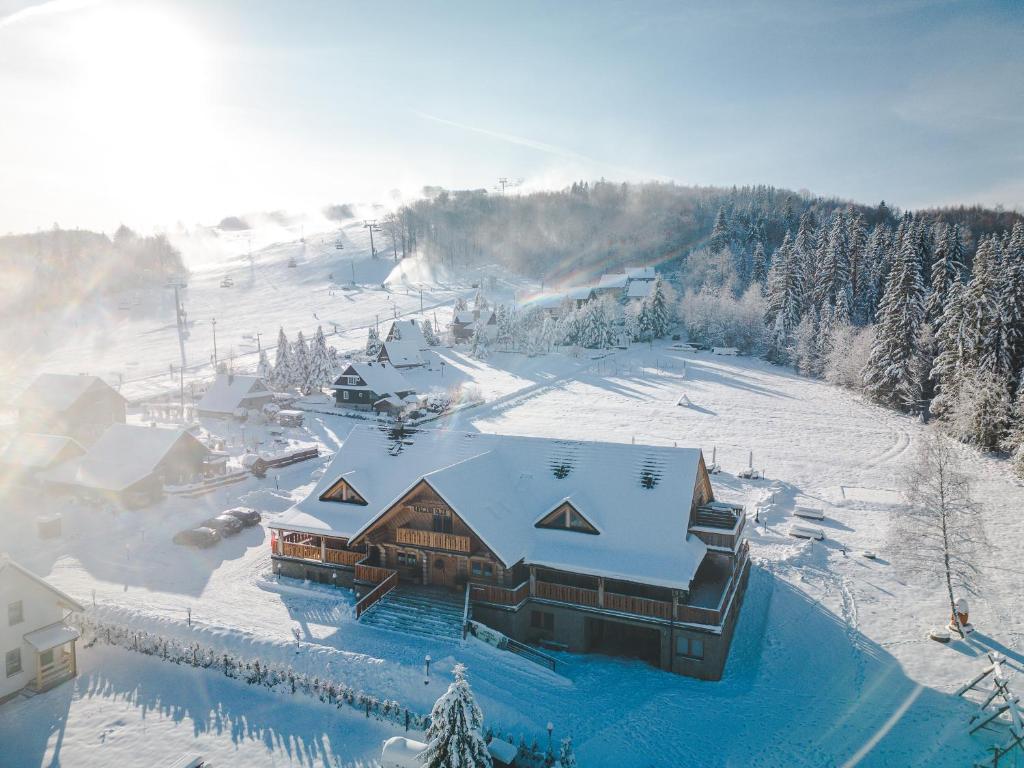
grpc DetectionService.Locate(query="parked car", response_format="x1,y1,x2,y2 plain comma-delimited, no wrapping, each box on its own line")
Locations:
202,514,244,536
173,527,221,548
223,508,261,527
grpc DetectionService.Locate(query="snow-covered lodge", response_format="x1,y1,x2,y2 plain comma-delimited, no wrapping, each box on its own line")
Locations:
330,362,417,412
0,555,83,702
14,374,127,445
270,426,749,679
196,373,274,418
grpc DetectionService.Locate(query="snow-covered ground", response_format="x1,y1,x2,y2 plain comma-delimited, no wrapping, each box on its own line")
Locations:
3,245,1024,767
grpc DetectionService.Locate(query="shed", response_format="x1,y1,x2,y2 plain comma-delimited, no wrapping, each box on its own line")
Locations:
488,737,519,767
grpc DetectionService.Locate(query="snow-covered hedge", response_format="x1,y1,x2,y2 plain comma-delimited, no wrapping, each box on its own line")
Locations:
74,613,430,731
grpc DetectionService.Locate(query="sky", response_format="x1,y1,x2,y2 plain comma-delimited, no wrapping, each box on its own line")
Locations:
0,0,1022,234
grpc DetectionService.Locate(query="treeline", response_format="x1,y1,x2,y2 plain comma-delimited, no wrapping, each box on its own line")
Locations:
0,224,187,315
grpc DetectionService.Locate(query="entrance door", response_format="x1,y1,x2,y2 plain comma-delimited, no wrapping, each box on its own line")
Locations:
428,553,459,589
584,617,662,667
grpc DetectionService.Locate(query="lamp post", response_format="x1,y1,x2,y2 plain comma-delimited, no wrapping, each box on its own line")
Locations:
424,654,431,685
546,721,554,758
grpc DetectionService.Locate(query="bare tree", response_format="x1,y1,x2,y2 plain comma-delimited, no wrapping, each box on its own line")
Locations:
891,429,987,636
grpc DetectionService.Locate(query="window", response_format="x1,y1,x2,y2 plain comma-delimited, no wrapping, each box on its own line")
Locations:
471,561,481,576
676,635,704,660
342,391,349,400
535,503,599,535
5,648,21,677
397,552,418,568
471,560,492,577
432,510,453,534
7,600,23,626
530,611,554,632
319,478,367,505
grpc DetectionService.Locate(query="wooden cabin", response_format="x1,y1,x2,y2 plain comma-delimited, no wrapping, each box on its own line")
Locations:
330,362,416,411
14,374,127,445
269,426,750,680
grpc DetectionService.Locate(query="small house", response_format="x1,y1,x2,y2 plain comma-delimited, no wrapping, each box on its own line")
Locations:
566,286,596,308
0,555,84,702
14,374,127,445
451,309,497,342
625,280,653,303
625,266,656,282
376,340,425,368
41,424,211,508
331,362,415,411
0,433,85,486
197,373,275,418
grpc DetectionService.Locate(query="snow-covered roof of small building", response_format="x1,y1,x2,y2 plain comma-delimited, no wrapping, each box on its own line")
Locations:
13,373,125,412
625,266,656,281
597,273,628,289
454,310,476,325
197,374,273,414
626,280,654,299
274,426,709,591
334,361,415,396
41,424,206,492
379,340,424,367
381,737,427,768
24,621,80,652
567,286,595,301
488,738,518,764
0,433,84,469
385,319,427,349
0,554,84,611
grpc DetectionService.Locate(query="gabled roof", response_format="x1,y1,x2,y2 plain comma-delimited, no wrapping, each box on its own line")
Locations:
275,426,709,591
41,424,207,492
626,280,654,299
454,311,476,325
597,273,628,289
13,374,125,412
197,374,272,414
385,319,427,349
333,361,414,396
567,286,595,301
379,340,424,367
625,266,656,281
0,554,84,611
0,433,85,469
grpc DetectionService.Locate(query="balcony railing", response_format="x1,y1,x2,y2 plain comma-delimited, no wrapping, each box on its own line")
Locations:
355,562,396,584
535,581,600,608
279,539,364,566
325,548,364,566
281,542,321,561
604,591,673,620
470,580,529,606
396,527,471,553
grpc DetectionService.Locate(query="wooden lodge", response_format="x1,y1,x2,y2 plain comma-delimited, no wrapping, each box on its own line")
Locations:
270,426,749,679
14,373,127,445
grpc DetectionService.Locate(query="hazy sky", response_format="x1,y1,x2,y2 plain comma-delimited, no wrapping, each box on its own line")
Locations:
1,0,1021,234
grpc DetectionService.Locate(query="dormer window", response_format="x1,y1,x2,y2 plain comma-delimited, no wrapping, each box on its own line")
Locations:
319,477,367,505
535,502,598,534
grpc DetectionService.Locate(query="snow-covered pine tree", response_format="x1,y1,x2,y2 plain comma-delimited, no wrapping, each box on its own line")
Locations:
422,318,439,346
469,325,488,360
750,241,769,288
929,281,967,418
257,347,272,383
709,207,730,255
960,236,1001,375
540,316,556,353
847,212,868,321
418,663,492,768
792,309,819,377
495,305,515,351
559,737,578,768
764,233,801,363
366,326,382,357
862,228,926,410
271,327,292,390
292,330,311,392
307,326,333,392
859,223,893,323
793,211,817,309
646,276,671,339
454,297,468,312
999,222,1024,389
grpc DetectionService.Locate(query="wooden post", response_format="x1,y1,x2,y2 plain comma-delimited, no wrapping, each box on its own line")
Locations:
597,578,605,608
36,652,43,690
71,641,77,677
529,566,537,596
320,537,326,562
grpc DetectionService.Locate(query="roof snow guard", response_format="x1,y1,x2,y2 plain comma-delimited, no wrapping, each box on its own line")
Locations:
273,425,710,591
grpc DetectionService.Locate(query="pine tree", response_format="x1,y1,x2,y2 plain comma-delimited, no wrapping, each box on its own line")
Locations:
751,241,768,287
709,207,730,254
469,325,489,360
863,228,926,410
419,664,492,768
559,737,578,768
271,327,292,390
847,212,868,321
1000,222,1024,389
764,233,801,363
960,236,1001,375
645,276,671,339
307,326,333,392
257,348,272,383
930,281,966,418
366,326,382,357
495,305,515,351
292,331,311,392
422,318,439,346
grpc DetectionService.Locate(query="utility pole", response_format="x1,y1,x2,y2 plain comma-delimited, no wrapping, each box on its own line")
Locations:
351,259,356,285
497,177,510,194
211,318,218,369
255,331,262,353
363,220,383,258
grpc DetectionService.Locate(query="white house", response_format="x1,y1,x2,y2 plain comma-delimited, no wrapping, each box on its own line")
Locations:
197,373,275,418
1,555,83,702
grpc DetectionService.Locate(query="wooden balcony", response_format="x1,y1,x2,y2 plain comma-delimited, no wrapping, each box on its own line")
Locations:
604,591,673,620
396,527,471,554
470,580,529,606
355,562,396,584
535,581,599,608
281,542,321,561
325,548,363,566
279,540,363,566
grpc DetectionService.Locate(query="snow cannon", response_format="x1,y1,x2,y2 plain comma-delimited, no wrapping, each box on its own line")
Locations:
950,598,974,634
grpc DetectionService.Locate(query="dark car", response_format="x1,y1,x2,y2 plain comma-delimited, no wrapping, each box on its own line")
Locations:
223,508,261,527
202,514,245,536
173,527,221,548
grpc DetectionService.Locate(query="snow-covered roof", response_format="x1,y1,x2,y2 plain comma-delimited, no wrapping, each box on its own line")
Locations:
626,280,653,299
488,739,518,764
381,737,427,768
626,266,656,281
0,433,84,469
24,621,80,652
334,361,414,396
0,554,84,611
13,373,124,412
454,311,476,325
597,273,628,289
41,424,206,492
379,340,424,367
385,319,427,349
275,426,709,590
197,374,272,414
567,286,594,301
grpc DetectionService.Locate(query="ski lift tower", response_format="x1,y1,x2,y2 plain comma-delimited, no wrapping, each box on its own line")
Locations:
363,219,383,258
165,277,189,417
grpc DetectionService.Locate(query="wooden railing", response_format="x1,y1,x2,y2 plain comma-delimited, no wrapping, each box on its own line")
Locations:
604,592,673,619
535,581,599,607
355,562,395,583
355,571,398,619
281,542,321,561
396,527,471,553
324,548,363,566
470,580,530,606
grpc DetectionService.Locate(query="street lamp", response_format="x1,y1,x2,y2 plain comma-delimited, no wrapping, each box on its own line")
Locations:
424,654,431,686
547,722,554,757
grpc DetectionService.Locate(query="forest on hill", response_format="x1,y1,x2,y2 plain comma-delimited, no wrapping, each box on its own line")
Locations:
0,225,187,317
